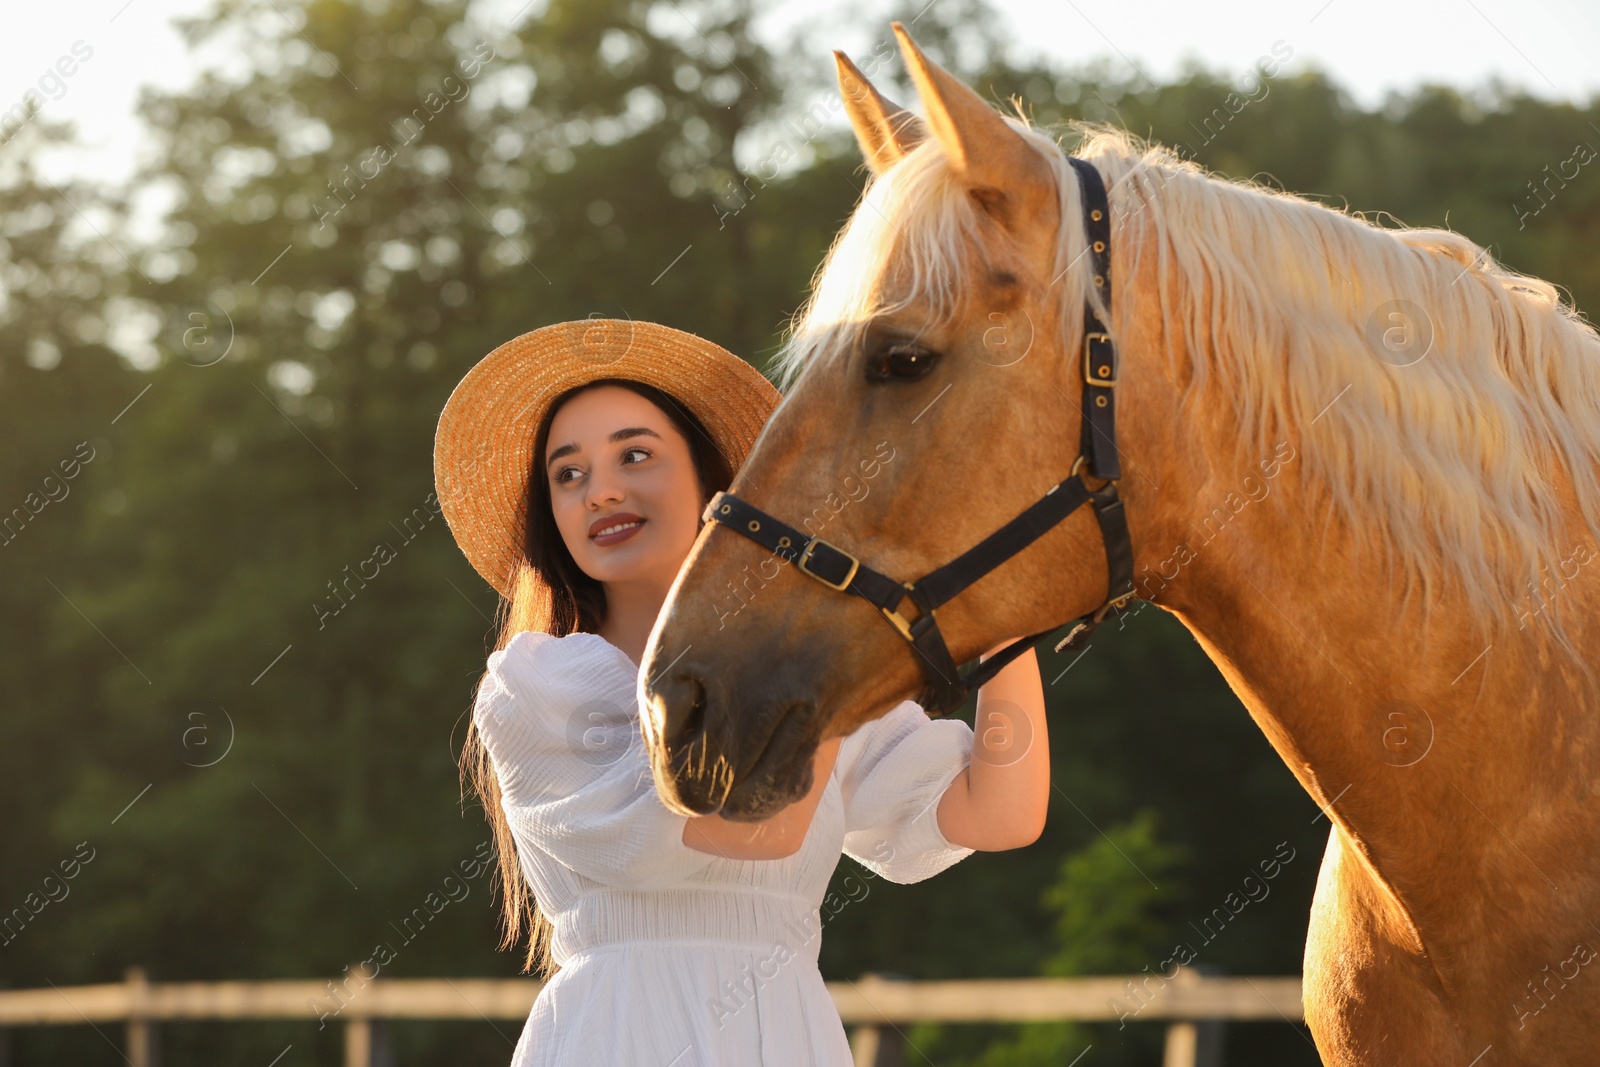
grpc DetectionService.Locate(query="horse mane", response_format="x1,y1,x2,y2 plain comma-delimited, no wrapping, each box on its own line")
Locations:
774,117,1600,664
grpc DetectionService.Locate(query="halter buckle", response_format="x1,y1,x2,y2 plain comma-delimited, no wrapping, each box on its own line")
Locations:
1070,453,1117,490
1084,331,1116,388
875,582,926,643
878,606,916,642
797,537,859,592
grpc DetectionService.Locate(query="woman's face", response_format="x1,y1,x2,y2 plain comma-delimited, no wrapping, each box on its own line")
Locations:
543,384,705,589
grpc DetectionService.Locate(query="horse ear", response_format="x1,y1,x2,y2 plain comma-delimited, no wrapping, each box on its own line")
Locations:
834,50,925,176
891,22,1051,223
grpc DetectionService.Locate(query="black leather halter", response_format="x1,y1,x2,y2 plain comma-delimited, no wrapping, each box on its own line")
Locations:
701,157,1136,717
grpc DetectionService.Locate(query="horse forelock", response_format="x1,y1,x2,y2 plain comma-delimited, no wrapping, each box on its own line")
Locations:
771,121,1093,393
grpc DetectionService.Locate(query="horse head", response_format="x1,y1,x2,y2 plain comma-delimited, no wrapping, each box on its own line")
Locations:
637,23,1197,819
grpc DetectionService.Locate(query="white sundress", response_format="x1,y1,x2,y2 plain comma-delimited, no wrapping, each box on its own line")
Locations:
473,629,977,1067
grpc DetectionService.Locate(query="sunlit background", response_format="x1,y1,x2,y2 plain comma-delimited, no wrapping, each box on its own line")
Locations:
8,0,1600,220
3,0,1598,1064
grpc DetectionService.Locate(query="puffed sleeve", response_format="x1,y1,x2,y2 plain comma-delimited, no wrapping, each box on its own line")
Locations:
837,699,976,884
473,632,715,891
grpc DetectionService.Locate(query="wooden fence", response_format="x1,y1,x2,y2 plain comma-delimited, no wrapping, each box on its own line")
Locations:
0,966,1304,1067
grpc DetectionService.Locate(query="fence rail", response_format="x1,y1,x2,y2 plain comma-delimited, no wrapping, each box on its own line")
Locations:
0,966,1304,1067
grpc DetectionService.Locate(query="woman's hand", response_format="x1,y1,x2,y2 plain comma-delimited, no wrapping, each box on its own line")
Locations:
934,640,1049,851
682,735,843,859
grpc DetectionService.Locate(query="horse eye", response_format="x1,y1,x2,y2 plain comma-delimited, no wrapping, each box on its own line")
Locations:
868,343,939,382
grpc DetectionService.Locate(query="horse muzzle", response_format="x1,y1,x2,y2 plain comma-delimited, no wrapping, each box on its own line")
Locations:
644,661,823,821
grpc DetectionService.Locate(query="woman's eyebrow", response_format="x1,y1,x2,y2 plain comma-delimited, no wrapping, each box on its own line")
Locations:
546,426,663,468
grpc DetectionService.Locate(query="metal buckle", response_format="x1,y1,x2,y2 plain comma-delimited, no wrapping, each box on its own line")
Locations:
797,537,859,592
1084,332,1116,387
878,607,915,642
1070,453,1119,491
876,582,924,643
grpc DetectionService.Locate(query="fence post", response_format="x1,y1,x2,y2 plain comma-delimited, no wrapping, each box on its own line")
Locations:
1162,1020,1199,1067
0,975,11,1067
848,1024,881,1067
345,1012,394,1067
1161,965,1226,1067
345,1019,372,1067
124,966,157,1067
846,973,906,1067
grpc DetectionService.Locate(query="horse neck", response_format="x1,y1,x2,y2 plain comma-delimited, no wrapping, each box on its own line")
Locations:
1098,177,1600,979
1150,455,1600,958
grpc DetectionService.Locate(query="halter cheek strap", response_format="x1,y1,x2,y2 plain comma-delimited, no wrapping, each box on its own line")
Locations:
702,156,1137,716
1070,155,1122,483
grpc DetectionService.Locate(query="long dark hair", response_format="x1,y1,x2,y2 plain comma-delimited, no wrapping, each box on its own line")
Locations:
459,378,733,977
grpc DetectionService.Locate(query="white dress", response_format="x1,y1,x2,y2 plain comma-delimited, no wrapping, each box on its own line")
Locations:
473,630,976,1067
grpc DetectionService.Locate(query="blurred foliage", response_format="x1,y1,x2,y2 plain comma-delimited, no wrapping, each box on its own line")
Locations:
1,0,1596,1063
903,809,1189,1067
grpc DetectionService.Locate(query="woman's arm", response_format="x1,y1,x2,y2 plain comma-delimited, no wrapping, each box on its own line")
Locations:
682,736,843,860
934,643,1048,850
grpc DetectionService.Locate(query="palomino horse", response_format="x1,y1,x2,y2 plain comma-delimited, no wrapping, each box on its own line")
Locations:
638,22,1600,1066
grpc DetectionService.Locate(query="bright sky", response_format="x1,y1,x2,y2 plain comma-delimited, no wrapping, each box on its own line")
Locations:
4,0,1597,194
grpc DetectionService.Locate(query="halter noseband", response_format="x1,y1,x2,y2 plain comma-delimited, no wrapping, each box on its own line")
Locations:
701,157,1136,717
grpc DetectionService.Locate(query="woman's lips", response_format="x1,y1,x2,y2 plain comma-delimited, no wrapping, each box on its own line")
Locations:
591,518,645,546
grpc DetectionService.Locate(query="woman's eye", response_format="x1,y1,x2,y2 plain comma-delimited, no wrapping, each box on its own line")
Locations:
868,342,939,381
554,448,649,485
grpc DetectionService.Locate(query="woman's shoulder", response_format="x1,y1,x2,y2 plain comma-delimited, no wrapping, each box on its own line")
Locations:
836,698,920,767
836,697,972,782
481,630,637,718
486,629,555,674
841,698,930,745
489,628,621,672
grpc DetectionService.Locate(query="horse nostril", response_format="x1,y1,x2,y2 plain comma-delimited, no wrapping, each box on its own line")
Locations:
667,670,707,750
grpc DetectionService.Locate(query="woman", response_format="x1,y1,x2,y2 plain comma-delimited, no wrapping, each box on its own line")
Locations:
433,319,1048,1066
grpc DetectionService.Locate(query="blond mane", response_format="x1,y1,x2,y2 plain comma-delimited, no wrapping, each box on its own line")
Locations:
773,119,1600,664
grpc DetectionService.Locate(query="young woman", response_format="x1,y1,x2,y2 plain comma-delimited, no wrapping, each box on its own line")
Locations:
433,320,1048,1066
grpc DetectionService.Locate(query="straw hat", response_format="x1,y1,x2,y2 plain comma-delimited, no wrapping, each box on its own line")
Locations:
433,319,782,600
